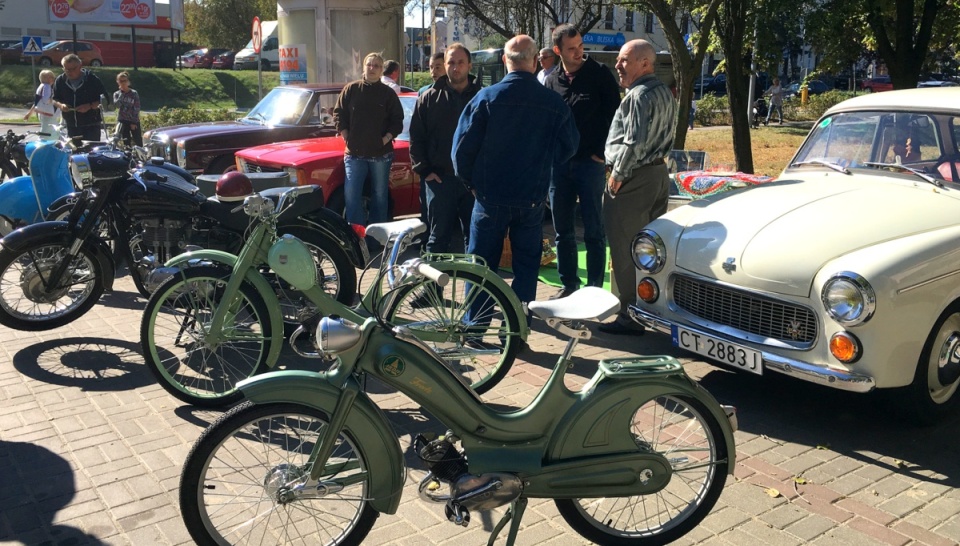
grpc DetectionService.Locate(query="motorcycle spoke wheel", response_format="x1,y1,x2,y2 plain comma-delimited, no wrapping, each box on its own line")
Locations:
141,266,272,408
385,268,521,394
555,395,729,546
180,402,378,546
0,243,103,331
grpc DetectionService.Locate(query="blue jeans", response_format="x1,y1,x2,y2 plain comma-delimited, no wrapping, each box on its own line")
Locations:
344,153,392,225
549,159,606,289
766,103,783,124
425,174,474,254
466,199,544,325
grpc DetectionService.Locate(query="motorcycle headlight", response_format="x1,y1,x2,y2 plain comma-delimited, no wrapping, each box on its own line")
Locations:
176,141,186,167
150,133,171,158
69,154,93,187
821,272,875,326
631,230,666,273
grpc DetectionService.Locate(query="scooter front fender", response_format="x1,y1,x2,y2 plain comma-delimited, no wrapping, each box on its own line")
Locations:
238,370,405,515
0,221,115,292
162,249,285,368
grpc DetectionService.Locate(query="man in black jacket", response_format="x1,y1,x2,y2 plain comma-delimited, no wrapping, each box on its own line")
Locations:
544,24,621,299
410,43,482,257
51,54,107,141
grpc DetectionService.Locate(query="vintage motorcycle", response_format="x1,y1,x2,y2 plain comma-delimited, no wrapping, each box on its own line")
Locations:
0,147,364,331
0,129,30,181
177,223,738,545
141,187,527,406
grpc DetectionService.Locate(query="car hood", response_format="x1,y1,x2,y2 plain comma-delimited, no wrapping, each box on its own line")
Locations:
146,121,265,141
670,174,960,297
237,137,409,167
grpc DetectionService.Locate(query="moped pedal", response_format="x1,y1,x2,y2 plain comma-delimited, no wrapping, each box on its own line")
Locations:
445,501,470,527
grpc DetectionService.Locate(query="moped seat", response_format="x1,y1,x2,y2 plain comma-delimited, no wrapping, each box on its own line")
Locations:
528,287,620,322
366,218,426,245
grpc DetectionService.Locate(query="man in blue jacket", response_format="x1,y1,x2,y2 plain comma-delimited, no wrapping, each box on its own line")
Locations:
453,34,579,307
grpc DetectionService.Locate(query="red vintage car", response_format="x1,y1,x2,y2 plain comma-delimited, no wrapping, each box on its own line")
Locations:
234,93,421,218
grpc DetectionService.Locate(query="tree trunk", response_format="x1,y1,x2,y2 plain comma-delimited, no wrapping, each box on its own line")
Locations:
717,0,754,174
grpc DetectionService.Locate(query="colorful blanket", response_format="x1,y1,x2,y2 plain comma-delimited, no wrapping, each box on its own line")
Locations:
674,170,774,199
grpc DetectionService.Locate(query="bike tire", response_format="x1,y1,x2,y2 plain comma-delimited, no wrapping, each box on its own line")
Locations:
180,401,379,546
384,267,522,394
554,393,730,546
0,242,105,331
271,225,357,335
141,265,272,408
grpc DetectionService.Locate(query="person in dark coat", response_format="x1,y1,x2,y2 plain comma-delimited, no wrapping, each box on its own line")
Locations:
51,54,107,141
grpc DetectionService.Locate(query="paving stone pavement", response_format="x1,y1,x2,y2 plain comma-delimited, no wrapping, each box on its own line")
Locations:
1,122,959,545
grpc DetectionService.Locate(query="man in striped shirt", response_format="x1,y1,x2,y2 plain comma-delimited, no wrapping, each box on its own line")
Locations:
601,39,677,335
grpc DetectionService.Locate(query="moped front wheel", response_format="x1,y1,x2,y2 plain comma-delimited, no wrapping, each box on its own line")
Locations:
0,242,104,331
180,401,379,546
141,265,272,408
385,268,522,394
555,394,729,546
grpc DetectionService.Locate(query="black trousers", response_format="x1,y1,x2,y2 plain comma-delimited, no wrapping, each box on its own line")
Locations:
116,120,143,146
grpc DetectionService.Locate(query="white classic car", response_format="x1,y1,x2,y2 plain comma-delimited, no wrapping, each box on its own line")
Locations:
630,88,960,424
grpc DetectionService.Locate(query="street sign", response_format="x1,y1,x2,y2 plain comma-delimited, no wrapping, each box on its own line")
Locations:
252,16,262,54
22,36,43,56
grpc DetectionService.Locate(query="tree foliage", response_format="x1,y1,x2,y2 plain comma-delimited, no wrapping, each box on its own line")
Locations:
182,0,278,51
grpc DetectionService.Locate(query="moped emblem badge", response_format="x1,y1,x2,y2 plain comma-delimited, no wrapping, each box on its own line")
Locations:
381,356,405,377
722,257,736,273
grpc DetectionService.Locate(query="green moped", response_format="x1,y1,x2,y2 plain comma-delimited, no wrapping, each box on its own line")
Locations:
178,254,738,545
140,185,528,407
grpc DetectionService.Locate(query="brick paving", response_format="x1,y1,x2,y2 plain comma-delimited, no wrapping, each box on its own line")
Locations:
1,122,959,545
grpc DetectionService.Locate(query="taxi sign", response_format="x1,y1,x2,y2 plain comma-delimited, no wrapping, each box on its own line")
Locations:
22,36,43,56
252,17,262,54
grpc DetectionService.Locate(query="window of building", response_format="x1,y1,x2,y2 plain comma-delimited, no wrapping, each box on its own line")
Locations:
604,6,615,30
137,34,155,42
85,32,106,40
27,29,52,37
625,10,634,32
1,27,21,37
645,12,654,33
111,33,131,41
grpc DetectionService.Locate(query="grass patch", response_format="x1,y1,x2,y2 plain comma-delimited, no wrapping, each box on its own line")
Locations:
0,65,281,110
685,125,810,177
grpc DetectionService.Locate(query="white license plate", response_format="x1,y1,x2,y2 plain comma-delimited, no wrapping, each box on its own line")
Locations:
672,326,762,375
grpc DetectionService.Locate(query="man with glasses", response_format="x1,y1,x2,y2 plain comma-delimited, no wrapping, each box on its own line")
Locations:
536,47,557,84
52,54,107,141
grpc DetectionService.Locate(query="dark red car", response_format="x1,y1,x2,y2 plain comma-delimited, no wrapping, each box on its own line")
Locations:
211,51,235,69
862,75,893,93
194,48,232,69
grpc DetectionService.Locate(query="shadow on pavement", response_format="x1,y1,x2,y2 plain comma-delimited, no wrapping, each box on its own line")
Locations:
0,440,106,545
12,337,151,391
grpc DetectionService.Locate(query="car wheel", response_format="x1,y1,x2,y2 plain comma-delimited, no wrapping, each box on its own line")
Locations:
40,57,52,67
90,59,102,67
902,303,960,424
864,87,873,93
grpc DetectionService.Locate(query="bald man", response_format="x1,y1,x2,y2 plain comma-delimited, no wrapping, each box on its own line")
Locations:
601,39,676,335
453,34,579,313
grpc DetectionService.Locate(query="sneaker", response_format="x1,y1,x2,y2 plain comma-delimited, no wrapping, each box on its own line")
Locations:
549,286,578,300
598,319,645,336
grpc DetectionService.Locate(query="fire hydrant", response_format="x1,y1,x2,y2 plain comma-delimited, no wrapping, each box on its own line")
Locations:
801,84,809,105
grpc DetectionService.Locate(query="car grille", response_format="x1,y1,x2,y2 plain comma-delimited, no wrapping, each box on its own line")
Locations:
672,275,817,344
245,163,282,174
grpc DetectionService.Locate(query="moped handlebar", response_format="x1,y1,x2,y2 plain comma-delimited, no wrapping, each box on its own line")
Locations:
408,259,450,288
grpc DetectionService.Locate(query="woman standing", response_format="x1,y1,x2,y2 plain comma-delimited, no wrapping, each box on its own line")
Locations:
113,71,142,146
332,52,403,226
23,70,59,136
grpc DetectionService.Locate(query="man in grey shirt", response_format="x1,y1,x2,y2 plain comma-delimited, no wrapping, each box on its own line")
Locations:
601,39,676,335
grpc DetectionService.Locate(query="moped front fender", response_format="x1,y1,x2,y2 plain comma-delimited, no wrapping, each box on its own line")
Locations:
237,370,405,515
0,175,43,224
163,249,285,368
0,221,115,292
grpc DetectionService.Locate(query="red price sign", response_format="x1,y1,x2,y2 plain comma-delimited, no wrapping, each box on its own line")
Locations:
136,1,152,19
50,0,70,18
120,0,138,19
252,16,262,54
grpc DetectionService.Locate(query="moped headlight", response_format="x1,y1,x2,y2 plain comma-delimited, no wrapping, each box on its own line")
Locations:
631,230,666,273
821,272,875,326
69,154,93,187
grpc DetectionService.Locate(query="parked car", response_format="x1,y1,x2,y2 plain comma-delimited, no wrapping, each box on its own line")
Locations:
861,75,893,93
211,50,236,70
25,40,102,67
783,80,829,101
194,48,231,69
629,88,960,424
144,84,345,175
235,93,421,218
176,49,201,69
702,73,727,96
0,43,22,66
918,79,958,88
693,76,714,98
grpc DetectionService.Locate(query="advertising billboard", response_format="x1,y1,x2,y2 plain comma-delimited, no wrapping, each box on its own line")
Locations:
46,0,158,25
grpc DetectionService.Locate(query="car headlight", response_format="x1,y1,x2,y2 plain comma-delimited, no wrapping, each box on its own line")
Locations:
176,141,186,167
631,230,666,273
821,272,875,326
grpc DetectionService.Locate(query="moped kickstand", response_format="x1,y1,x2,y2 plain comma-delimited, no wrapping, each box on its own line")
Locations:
487,496,527,546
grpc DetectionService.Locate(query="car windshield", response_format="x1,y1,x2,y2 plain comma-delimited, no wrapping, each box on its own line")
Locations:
42,41,62,51
243,88,314,125
790,110,960,182
395,96,417,141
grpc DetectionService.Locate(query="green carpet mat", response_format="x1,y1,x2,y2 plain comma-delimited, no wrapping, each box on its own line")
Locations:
504,243,611,291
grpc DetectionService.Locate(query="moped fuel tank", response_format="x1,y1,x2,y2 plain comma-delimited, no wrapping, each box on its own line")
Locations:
267,234,317,290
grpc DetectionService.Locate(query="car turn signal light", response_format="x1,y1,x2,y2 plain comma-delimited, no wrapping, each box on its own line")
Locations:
829,332,861,363
637,278,659,303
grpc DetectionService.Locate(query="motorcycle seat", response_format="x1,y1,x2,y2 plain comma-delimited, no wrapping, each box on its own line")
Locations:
200,185,326,232
528,287,620,322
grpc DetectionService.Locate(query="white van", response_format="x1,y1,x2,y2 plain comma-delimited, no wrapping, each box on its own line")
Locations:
234,20,279,70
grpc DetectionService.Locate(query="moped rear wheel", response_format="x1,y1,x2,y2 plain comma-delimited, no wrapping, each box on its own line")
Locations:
555,394,729,546
141,265,272,408
0,242,104,331
180,401,379,546
385,268,522,394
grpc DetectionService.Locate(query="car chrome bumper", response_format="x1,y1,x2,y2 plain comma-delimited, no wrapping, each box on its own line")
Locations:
628,305,876,393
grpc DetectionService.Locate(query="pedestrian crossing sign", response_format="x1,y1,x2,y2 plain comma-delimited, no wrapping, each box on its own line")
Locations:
22,36,43,56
